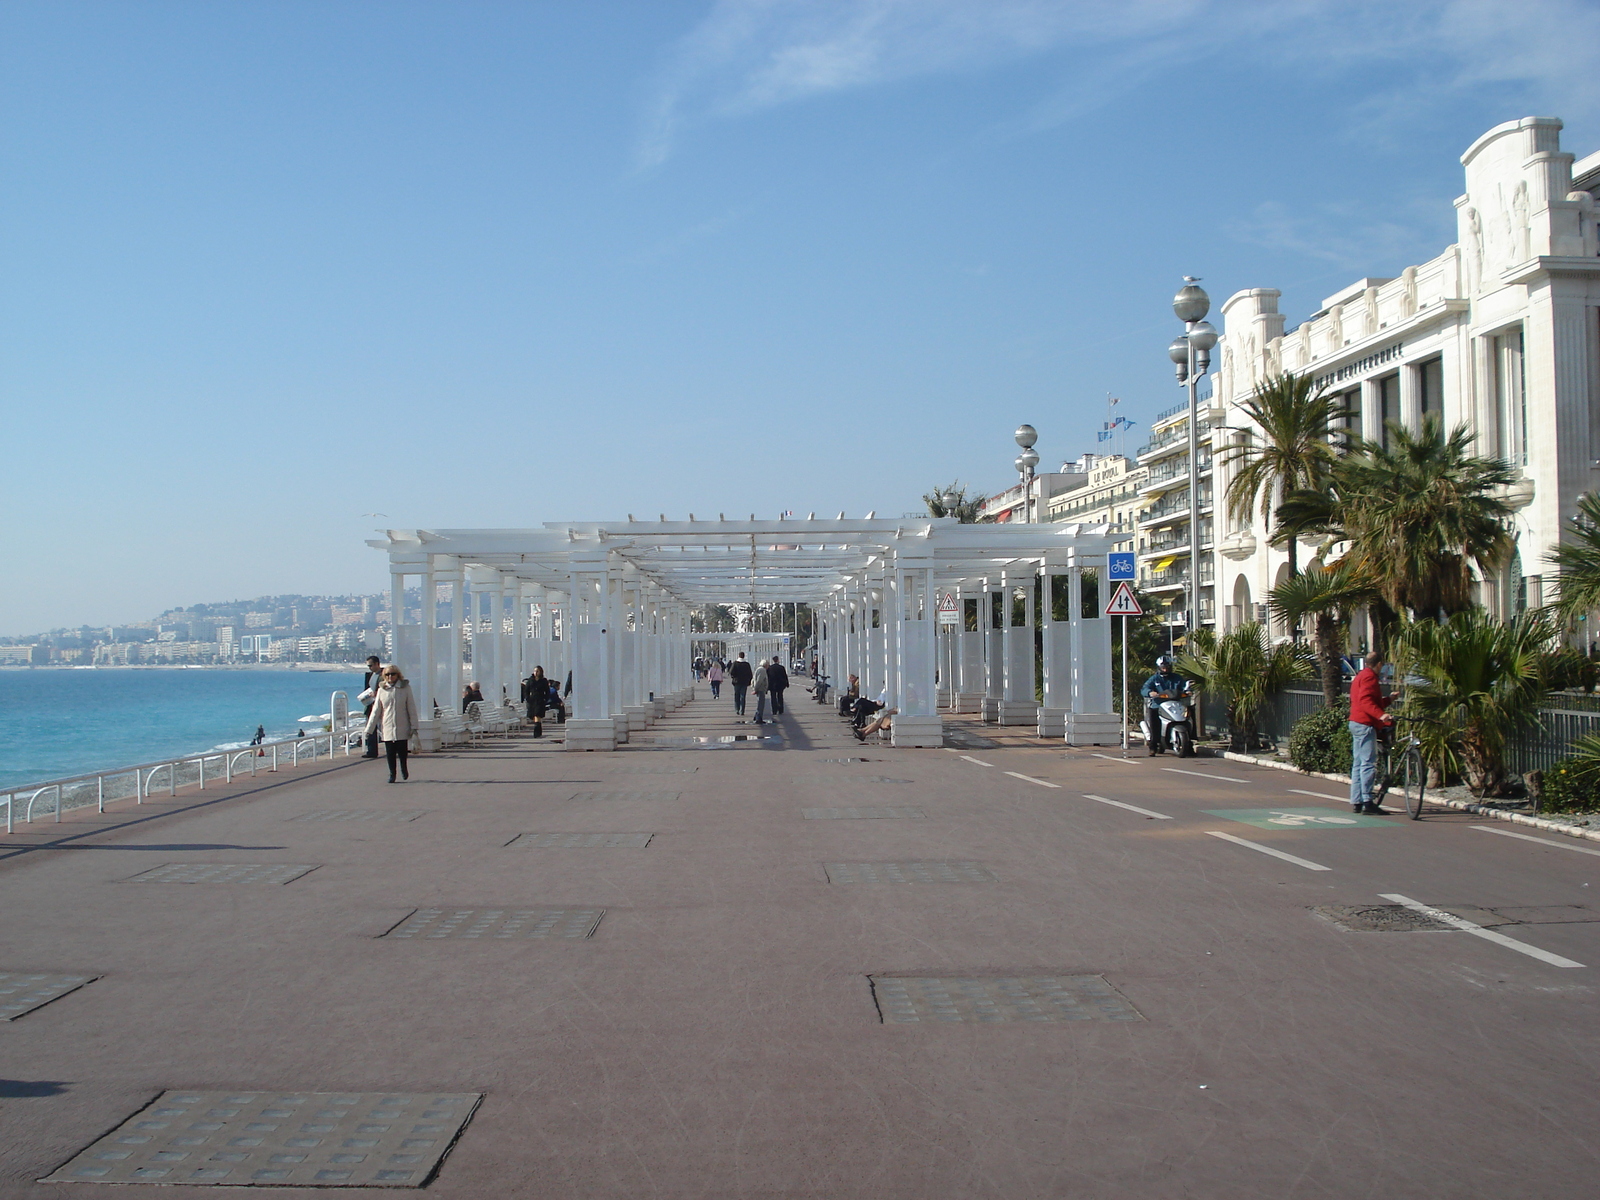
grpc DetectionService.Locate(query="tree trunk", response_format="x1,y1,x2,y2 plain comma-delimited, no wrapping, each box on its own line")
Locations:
1316,612,1342,708
1367,597,1399,658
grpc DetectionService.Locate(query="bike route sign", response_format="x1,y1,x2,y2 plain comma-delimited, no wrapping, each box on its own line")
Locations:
1108,552,1136,580
1203,808,1393,829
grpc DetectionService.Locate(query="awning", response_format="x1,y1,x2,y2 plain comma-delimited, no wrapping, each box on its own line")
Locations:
1152,557,1177,572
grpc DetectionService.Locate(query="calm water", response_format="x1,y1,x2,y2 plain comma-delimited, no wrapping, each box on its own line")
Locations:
0,667,365,789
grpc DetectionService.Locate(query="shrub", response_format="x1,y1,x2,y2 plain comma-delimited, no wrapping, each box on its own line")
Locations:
1539,731,1600,813
1289,706,1352,774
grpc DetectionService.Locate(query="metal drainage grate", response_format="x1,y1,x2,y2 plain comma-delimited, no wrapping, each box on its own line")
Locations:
505,832,653,849
870,975,1143,1024
287,810,427,823
382,908,604,939
0,972,99,1022
126,864,319,885
42,1090,480,1187
565,791,680,803
1312,904,1456,932
803,806,925,820
825,862,997,884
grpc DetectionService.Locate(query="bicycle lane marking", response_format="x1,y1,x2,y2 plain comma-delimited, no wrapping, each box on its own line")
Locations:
1380,893,1586,969
959,755,993,767
1005,771,1060,788
1204,831,1331,871
1090,754,1139,766
1290,788,1353,803
1471,825,1600,858
1084,794,1173,820
1164,767,1251,784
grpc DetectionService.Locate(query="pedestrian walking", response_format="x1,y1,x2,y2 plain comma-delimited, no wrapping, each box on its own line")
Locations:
366,664,420,783
707,660,724,699
728,652,753,719
521,665,550,738
751,656,770,724
766,656,789,715
1348,650,1393,814
360,654,383,758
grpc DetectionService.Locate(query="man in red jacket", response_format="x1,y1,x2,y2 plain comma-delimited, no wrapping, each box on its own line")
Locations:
1349,650,1394,814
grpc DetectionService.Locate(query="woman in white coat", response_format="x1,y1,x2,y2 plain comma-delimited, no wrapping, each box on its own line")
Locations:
365,664,420,783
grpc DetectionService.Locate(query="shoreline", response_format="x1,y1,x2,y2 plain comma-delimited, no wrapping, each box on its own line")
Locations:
0,662,371,672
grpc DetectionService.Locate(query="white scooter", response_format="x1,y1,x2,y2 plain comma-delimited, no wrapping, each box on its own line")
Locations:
1142,692,1196,757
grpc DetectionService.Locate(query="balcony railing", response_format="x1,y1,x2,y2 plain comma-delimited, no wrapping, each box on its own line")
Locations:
1142,454,1213,488
1140,561,1216,588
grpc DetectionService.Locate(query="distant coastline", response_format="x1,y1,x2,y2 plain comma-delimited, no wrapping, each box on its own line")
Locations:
0,661,371,672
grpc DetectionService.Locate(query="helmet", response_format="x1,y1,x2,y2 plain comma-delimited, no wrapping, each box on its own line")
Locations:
1155,654,1174,672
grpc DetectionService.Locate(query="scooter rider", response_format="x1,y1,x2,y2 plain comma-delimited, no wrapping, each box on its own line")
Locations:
1140,655,1191,756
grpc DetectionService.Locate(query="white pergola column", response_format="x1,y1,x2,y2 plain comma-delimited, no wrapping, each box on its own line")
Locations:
983,577,1004,723
956,585,986,713
999,568,1037,725
565,551,618,750
415,556,439,748
1065,557,1120,745
892,550,941,747
1037,553,1070,739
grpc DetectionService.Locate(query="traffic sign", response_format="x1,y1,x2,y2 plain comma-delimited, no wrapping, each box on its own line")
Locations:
1108,552,1136,580
1104,581,1144,617
936,591,960,626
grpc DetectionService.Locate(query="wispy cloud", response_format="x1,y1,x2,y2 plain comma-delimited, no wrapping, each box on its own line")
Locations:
636,0,1600,168
1226,199,1450,272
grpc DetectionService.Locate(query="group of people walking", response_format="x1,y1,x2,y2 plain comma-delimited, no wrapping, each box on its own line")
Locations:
360,654,418,784
721,651,788,724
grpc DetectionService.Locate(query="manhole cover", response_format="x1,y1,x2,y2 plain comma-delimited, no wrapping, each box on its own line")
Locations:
382,908,603,939
287,810,427,822
126,864,318,885
505,832,653,849
0,972,98,1021
870,975,1142,1024
825,862,997,884
802,806,925,820
42,1090,480,1187
1312,904,1454,932
566,791,680,803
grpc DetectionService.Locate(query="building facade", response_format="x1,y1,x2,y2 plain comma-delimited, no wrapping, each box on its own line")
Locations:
1044,453,1148,561
1210,116,1600,636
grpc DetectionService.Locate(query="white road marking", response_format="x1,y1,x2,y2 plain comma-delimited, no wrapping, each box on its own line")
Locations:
1470,825,1600,858
1379,892,1586,969
1205,830,1331,871
1084,794,1173,820
1164,767,1250,784
1091,754,1139,766
1005,771,1060,788
1290,788,1353,803
959,755,993,767
942,747,963,753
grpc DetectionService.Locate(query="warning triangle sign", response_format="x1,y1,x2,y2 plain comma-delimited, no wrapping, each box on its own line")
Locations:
1104,581,1144,617
936,592,958,613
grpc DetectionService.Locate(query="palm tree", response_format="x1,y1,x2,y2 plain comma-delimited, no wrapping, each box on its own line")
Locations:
1268,561,1378,706
1178,622,1313,751
1274,418,1515,643
1220,371,1346,578
924,483,989,523
1548,490,1600,620
1393,607,1555,797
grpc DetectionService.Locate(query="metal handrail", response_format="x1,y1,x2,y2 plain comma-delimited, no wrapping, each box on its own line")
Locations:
1,720,364,834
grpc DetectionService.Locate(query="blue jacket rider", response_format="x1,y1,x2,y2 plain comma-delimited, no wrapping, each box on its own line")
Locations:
1140,655,1190,755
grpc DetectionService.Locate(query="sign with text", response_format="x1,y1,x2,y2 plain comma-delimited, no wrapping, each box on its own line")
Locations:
1104,581,1144,617
936,592,960,626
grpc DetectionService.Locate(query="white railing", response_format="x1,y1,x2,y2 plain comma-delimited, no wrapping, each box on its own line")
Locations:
1,719,366,835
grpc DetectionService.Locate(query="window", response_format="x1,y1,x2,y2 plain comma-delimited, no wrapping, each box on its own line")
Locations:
1416,357,1443,428
1494,328,1526,467
1377,374,1400,449
1337,388,1362,447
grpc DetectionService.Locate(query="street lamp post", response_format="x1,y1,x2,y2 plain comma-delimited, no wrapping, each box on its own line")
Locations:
1014,425,1040,523
1168,279,1218,646
940,489,961,520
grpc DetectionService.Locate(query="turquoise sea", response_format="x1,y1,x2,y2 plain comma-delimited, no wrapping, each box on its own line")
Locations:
0,667,366,790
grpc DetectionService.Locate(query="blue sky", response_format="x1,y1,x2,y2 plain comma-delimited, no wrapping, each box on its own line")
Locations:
4,0,1598,634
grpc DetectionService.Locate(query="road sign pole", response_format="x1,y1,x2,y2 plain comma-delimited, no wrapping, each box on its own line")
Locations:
1121,614,1128,757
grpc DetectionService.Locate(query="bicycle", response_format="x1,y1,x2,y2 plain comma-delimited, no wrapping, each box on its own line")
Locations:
1372,716,1430,820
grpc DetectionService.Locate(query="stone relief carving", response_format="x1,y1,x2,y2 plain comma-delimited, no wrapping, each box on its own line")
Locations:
1298,322,1312,363
1401,265,1418,317
1328,305,1344,349
1464,206,1483,293
1267,336,1283,377
1363,287,1379,336
1511,180,1531,261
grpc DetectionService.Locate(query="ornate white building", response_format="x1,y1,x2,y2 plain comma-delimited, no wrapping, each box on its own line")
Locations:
1212,116,1600,637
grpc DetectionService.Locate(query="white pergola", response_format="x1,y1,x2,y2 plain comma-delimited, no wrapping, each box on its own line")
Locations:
369,516,1121,750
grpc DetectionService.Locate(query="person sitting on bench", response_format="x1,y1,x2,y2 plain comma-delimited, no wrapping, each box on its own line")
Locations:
854,706,898,741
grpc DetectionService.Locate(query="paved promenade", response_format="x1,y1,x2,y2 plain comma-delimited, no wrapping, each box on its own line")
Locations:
2,687,1599,1197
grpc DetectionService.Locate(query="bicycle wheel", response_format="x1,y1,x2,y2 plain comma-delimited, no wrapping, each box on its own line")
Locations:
1402,746,1426,819
1371,751,1392,805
